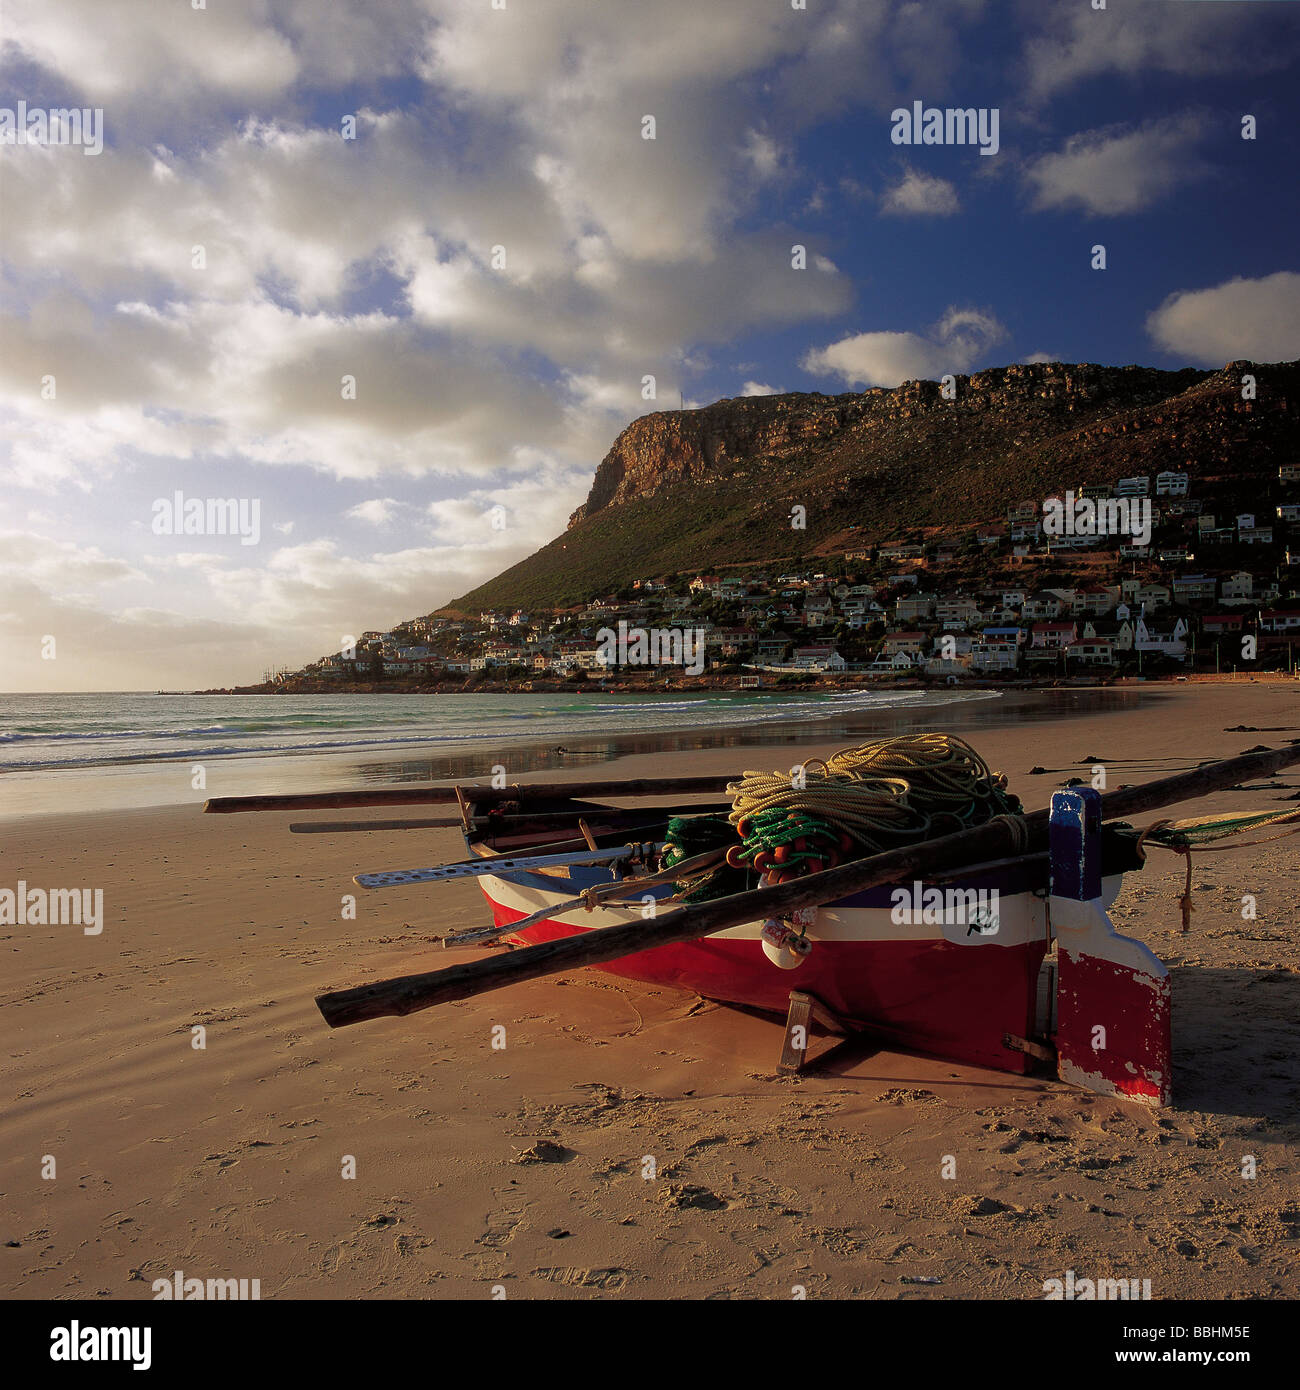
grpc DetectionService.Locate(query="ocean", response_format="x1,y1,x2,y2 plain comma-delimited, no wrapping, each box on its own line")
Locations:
0,687,1149,818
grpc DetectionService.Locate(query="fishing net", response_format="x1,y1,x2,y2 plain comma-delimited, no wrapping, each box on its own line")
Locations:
1123,805,1300,932
660,733,1023,901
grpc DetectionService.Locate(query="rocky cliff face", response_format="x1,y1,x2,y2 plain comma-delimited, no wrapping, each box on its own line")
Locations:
567,362,1241,527
568,390,863,524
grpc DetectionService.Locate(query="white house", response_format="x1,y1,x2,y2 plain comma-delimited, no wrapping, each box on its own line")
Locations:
1031,621,1077,650
1066,636,1117,665
880,631,927,659
970,644,1018,673
1135,616,1188,659
1156,471,1189,496
933,594,981,629
1220,572,1255,604
792,645,847,671
896,592,936,622
1172,574,1216,604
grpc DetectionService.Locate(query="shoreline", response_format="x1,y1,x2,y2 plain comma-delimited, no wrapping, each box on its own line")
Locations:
3,684,1299,1299
0,687,1173,820
191,670,1300,697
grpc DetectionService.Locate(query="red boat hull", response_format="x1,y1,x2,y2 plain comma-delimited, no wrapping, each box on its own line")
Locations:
483,895,1050,1074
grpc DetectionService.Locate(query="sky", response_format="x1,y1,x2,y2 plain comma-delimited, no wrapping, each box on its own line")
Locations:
2,0,1299,692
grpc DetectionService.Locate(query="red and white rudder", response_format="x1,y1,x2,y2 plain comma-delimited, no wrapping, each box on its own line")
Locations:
1049,789,1172,1107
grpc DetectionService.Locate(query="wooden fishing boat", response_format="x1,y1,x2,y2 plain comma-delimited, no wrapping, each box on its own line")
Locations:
456,792,1140,1079
204,739,1300,1110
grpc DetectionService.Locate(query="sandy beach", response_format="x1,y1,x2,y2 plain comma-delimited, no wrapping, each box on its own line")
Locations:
3,683,1298,1301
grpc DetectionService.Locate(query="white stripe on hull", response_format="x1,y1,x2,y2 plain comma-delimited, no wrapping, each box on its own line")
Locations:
480,872,1124,948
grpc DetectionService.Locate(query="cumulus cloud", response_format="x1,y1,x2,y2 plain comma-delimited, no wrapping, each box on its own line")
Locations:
741,130,782,180
0,462,592,689
1021,0,1300,101
1,0,300,103
347,499,402,526
1023,114,1209,215
802,308,1009,388
0,531,144,592
880,169,960,217
741,381,782,396
0,94,851,497
0,293,578,486
1146,273,1300,366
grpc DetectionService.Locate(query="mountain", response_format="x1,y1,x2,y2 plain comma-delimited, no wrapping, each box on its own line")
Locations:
448,359,1300,612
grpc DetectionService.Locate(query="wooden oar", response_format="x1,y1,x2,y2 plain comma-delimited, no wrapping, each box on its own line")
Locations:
316,742,1300,1030
204,774,734,815
289,807,738,835
291,817,462,833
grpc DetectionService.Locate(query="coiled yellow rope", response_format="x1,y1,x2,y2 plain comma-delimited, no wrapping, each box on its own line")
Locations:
726,733,1020,854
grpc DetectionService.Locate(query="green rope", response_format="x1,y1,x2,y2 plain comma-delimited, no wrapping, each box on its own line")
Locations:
1137,807,1300,852
661,815,746,902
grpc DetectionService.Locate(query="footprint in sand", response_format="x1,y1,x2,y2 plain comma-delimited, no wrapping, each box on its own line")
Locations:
478,1205,528,1251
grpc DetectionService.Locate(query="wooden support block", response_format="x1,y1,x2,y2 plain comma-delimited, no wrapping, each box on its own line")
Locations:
778,993,815,1074
1002,1032,1057,1065
778,990,853,1074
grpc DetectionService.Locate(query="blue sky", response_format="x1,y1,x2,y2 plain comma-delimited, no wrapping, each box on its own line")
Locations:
2,0,1299,690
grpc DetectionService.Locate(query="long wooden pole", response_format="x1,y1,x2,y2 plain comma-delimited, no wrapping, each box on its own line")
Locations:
290,817,462,833
315,741,1300,1029
204,775,734,815
289,807,734,836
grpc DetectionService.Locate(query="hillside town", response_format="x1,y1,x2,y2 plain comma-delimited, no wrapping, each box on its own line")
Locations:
263,465,1300,691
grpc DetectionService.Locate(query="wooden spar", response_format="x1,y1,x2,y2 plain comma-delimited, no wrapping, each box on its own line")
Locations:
203,775,734,815
315,741,1300,1030
291,818,461,833
288,804,735,835
290,806,733,838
